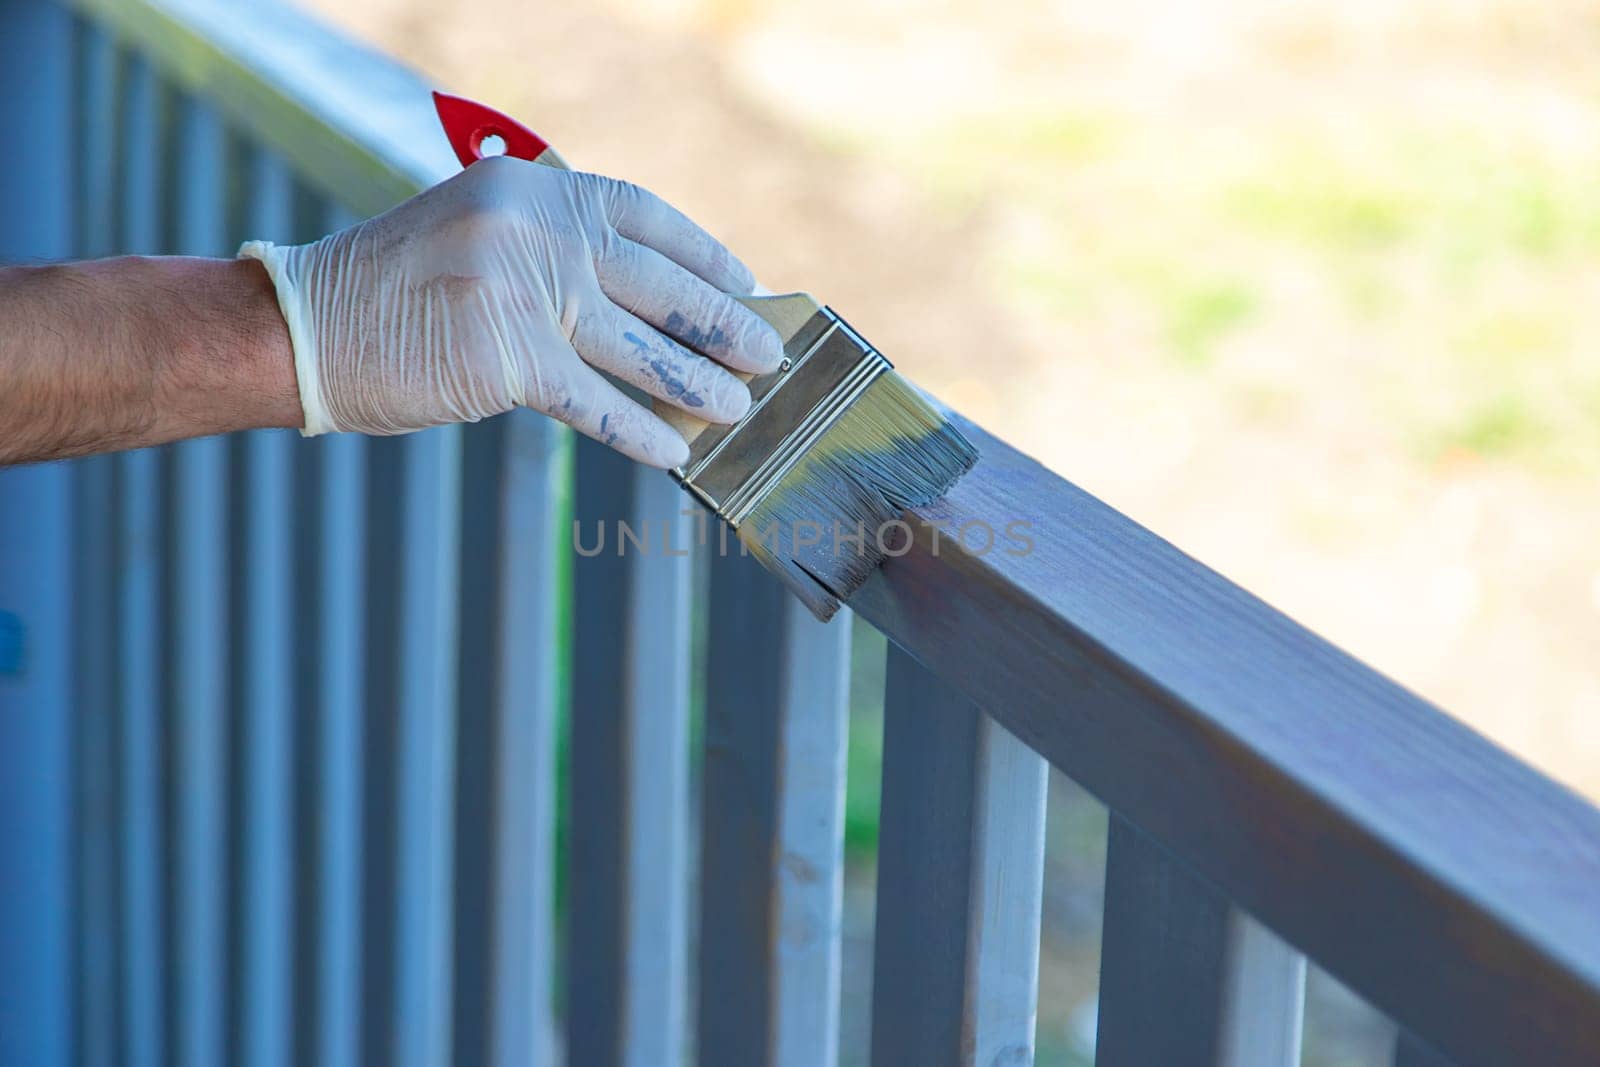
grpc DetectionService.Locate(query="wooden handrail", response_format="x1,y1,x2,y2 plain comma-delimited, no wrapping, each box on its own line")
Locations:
851,411,1600,1064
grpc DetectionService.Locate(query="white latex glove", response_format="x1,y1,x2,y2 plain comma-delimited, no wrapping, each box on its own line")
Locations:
239,155,784,467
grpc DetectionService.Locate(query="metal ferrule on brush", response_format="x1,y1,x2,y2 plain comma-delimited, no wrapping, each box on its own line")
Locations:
672,308,889,527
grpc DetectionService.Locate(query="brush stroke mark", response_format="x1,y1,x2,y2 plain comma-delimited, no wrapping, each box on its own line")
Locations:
624,330,706,408
599,413,617,447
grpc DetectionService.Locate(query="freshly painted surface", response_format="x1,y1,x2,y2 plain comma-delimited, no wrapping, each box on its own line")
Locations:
851,412,1600,1065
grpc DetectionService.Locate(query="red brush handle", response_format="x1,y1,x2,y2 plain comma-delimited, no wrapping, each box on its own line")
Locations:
432,91,568,169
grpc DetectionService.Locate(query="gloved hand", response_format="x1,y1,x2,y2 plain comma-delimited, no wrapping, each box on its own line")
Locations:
239,155,783,468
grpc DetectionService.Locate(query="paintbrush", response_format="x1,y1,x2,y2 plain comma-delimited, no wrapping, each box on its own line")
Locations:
433,92,977,620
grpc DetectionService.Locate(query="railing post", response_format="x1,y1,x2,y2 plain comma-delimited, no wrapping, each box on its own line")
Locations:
70,24,120,1067
1096,816,1305,1067
698,551,851,1067
0,8,75,1066
485,411,565,1067
448,409,566,1067
238,147,296,1067
870,646,1048,1066
393,424,463,1067
171,92,230,1067
314,203,367,1067
569,438,693,1067
966,715,1050,1066
110,52,170,1067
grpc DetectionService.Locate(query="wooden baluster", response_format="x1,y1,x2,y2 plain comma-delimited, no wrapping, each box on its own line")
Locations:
358,434,405,1067
487,413,566,1067
117,53,170,1067
449,409,566,1067
698,551,851,1067
315,202,368,1067
170,90,230,1067
870,646,1048,1065
1096,816,1305,1067
569,440,693,1067
393,423,464,1067
238,147,296,1067
70,19,121,1067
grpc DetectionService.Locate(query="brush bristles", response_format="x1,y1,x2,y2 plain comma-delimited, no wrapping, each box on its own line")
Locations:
735,372,978,620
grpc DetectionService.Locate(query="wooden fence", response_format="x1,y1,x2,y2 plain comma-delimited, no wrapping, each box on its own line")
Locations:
1,0,1597,1065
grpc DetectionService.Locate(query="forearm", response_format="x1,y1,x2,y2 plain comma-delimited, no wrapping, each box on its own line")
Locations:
0,255,299,465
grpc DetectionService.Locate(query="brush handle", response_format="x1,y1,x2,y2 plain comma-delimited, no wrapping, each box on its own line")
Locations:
431,92,812,449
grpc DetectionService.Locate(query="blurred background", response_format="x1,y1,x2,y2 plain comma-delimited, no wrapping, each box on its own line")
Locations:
301,0,1600,1062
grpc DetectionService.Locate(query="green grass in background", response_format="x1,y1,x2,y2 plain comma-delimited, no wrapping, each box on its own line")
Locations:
844,623,889,855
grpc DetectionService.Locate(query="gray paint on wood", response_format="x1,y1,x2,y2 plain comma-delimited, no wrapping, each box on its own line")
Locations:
620,470,692,1067
568,438,633,1067
569,439,692,1067
393,426,463,1067
451,421,502,1067
869,653,1048,1067
171,93,229,1067
849,412,1600,1065
70,26,119,1066
103,54,169,1067
699,550,785,1067
117,447,168,1067
315,207,367,1067
699,550,851,1067
239,153,296,1067
488,412,566,1067
358,436,406,1067
450,411,565,1067
870,646,983,1067
72,456,119,1067
1097,818,1303,1067
1097,816,1231,1066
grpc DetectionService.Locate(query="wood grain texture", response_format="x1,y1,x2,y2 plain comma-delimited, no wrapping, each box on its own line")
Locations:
698,550,850,1067
849,413,1600,1066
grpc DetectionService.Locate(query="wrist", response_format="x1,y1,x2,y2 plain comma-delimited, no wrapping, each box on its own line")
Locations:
135,255,301,436
219,256,302,431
